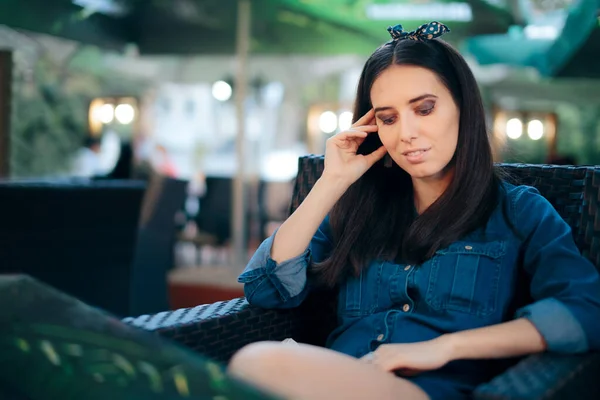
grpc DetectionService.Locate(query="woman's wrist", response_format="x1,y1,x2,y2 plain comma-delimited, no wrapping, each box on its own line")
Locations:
434,333,461,362
315,173,352,194
316,174,352,196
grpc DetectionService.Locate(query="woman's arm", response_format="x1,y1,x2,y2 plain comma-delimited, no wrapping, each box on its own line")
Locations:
239,111,385,309
238,175,350,309
272,109,384,263
270,176,348,263
447,186,600,359
365,186,600,373
442,318,546,360
363,319,546,373
510,186,600,353
446,185,600,359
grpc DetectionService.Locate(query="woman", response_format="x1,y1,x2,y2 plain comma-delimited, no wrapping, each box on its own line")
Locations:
228,22,600,400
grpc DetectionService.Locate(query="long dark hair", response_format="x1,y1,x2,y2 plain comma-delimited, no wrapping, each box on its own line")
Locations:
315,38,501,287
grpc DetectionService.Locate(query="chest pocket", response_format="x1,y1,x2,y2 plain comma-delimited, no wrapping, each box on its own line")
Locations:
425,241,506,317
340,262,383,317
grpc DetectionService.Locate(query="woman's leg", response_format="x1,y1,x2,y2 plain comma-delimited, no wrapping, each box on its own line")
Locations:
228,341,429,400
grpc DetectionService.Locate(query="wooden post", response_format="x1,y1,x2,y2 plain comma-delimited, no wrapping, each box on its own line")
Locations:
231,0,251,269
546,112,558,159
0,51,12,178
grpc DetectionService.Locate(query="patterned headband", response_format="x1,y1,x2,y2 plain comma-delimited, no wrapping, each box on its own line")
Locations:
387,21,450,42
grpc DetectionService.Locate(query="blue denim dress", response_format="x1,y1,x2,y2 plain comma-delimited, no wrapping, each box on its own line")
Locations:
238,184,600,399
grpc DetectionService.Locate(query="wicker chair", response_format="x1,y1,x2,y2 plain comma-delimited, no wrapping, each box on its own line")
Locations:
124,156,600,400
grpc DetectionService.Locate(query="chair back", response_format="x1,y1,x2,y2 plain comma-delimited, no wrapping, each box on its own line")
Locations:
195,176,234,245
0,174,189,317
287,156,600,346
581,168,600,269
0,179,146,316
130,173,189,315
290,156,600,270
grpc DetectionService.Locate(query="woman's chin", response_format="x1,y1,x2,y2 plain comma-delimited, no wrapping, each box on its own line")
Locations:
403,164,447,181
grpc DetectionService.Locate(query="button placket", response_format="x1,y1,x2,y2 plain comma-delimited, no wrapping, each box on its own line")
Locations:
373,310,397,346
384,310,396,338
403,266,415,312
390,264,414,304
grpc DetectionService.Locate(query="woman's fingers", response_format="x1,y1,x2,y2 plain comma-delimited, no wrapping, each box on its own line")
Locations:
333,125,377,141
332,127,378,151
351,109,375,128
353,124,378,133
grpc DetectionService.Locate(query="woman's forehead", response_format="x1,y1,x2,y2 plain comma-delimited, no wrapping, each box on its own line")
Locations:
371,66,444,105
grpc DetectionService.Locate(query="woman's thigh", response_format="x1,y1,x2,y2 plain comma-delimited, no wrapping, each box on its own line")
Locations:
228,341,430,400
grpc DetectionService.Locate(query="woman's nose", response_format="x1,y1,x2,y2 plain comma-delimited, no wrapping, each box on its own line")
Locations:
397,115,418,144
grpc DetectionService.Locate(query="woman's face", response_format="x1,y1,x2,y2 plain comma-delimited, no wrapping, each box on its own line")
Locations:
370,65,460,181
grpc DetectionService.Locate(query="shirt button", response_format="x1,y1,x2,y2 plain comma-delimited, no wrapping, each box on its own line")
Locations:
404,265,412,271
465,245,473,250
402,304,411,312
377,334,384,341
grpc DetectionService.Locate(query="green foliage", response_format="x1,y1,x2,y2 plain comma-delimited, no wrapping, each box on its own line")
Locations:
555,104,600,165
501,135,549,164
500,104,600,165
11,58,88,177
10,48,147,178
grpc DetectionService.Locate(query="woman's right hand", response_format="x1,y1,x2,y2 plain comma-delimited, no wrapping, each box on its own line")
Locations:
322,109,387,187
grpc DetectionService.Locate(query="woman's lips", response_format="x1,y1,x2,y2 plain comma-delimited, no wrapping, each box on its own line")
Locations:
402,148,430,163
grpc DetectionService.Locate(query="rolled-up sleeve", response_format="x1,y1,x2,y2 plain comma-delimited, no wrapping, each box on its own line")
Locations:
514,186,600,353
238,216,333,309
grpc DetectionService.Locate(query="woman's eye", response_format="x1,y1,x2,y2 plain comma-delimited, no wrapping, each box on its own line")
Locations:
380,117,395,125
416,103,435,116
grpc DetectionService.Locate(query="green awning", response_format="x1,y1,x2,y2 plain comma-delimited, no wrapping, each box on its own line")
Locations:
555,26,600,78
0,0,514,55
465,0,599,77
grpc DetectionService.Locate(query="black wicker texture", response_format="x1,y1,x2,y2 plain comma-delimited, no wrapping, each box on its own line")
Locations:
580,168,600,269
123,290,336,365
474,352,600,400
498,164,588,239
124,156,600,399
123,298,280,364
291,156,588,237
290,155,325,214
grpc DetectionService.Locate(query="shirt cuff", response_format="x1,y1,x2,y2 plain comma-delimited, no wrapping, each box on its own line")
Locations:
515,297,589,353
239,231,310,300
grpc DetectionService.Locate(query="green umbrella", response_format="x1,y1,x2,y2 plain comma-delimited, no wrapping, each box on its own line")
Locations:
1,0,514,55
0,0,127,50
554,24,600,79
464,0,599,77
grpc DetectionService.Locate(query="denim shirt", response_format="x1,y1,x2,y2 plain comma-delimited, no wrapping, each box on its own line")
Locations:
238,183,600,389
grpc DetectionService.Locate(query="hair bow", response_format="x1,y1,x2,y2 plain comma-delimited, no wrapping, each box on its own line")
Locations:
387,21,450,42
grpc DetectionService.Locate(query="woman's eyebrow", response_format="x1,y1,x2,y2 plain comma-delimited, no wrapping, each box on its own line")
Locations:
374,106,394,113
374,94,438,113
408,93,437,104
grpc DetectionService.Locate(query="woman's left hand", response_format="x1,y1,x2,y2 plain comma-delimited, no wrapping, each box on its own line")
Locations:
360,337,454,376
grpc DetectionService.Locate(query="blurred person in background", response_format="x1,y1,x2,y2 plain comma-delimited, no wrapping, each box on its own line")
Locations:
105,142,133,179
152,144,178,177
71,136,103,178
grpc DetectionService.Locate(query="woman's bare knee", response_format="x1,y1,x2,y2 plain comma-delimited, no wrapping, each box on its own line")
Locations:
228,341,286,381
228,342,429,400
